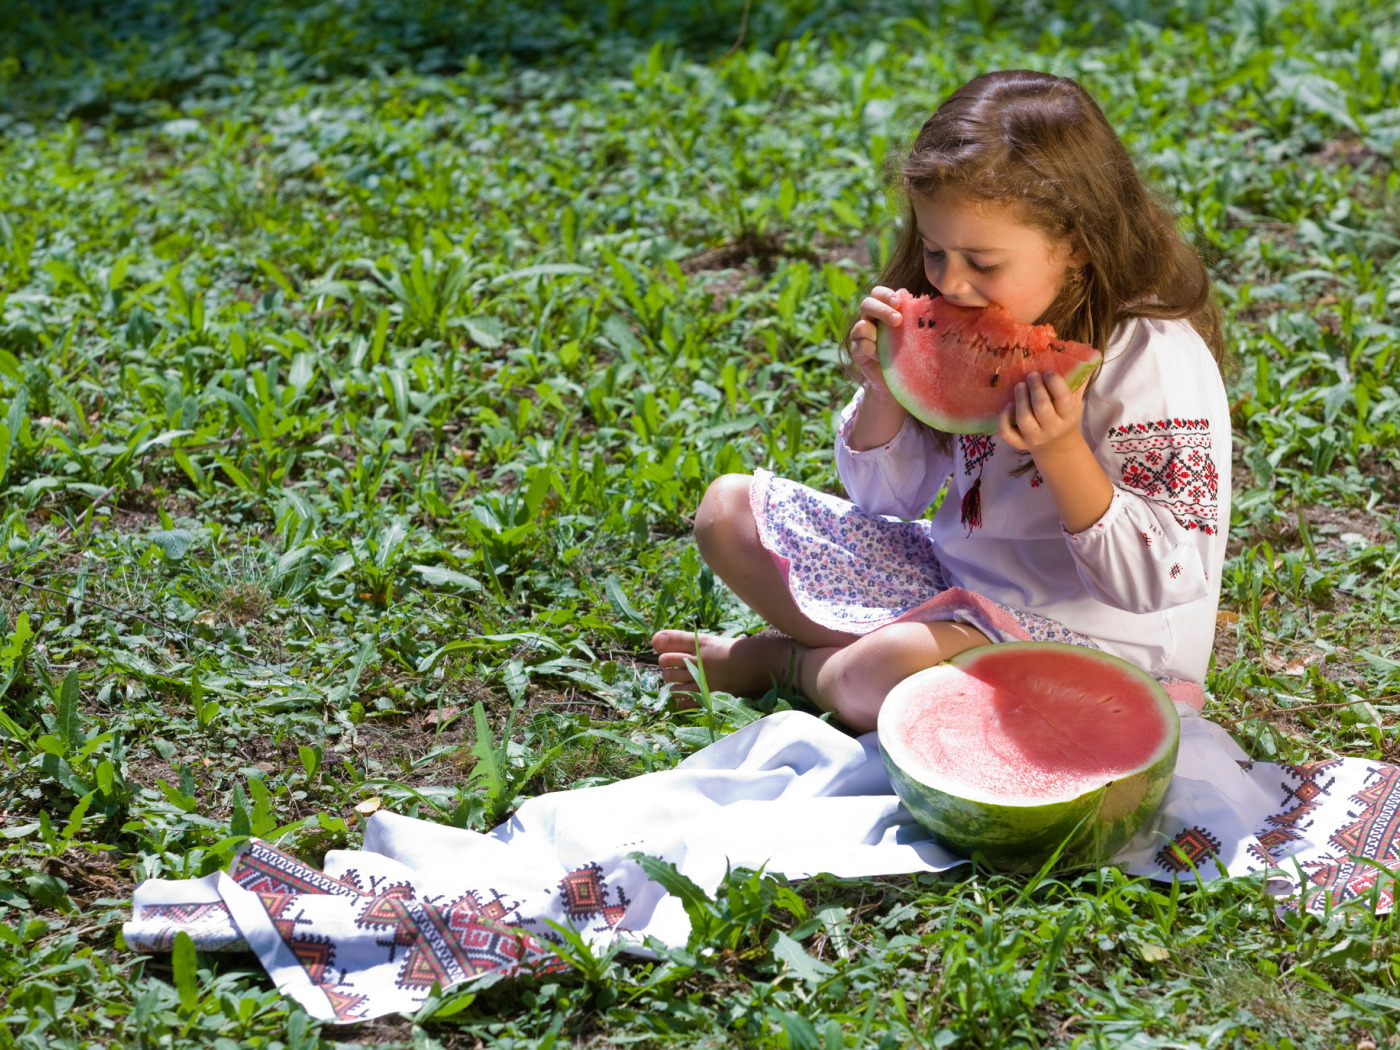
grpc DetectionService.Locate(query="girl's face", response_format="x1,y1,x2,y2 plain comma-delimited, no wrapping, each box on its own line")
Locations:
912,194,1085,324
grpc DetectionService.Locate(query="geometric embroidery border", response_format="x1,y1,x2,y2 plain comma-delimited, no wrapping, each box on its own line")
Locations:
1108,419,1219,534
1155,825,1223,874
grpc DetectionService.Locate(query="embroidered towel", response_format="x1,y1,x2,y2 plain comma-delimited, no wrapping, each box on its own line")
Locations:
125,708,1400,1021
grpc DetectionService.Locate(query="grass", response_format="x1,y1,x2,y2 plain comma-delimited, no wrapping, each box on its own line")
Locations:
1,0,1400,1045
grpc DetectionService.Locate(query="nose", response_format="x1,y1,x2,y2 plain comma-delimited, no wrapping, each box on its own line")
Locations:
928,256,973,297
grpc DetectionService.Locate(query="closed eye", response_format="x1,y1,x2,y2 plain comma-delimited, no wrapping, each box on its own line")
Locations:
923,247,998,275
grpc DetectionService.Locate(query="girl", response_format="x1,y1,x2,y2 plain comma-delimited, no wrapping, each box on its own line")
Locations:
653,69,1231,732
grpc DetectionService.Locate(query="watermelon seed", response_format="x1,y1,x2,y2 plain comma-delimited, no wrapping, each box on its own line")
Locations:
990,370,1001,387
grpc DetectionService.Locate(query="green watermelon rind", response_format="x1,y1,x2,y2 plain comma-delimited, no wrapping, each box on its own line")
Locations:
877,643,1180,873
875,296,1102,435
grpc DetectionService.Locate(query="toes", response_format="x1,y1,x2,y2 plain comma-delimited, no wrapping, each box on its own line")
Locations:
651,629,698,654
658,657,697,680
657,651,704,693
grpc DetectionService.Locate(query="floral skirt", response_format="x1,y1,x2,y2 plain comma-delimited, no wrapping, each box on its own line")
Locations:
750,470,1205,709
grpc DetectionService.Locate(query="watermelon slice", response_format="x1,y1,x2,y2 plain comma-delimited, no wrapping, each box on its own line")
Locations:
877,642,1178,872
876,290,1102,435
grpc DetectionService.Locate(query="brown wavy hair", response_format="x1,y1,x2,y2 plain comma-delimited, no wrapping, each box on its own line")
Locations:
876,69,1224,363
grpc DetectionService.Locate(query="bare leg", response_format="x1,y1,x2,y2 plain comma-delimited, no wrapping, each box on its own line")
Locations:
652,631,799,699
656,619,991,729
798,620,991,733
654,474,992,718
655,473,857,696
691,473,857,646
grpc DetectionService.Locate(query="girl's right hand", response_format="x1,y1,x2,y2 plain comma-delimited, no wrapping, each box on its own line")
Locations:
849,286,903,399
845,286,910,450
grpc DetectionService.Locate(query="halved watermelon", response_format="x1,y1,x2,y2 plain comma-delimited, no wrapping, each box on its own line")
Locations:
878,642,1178,872
876,291,1102,435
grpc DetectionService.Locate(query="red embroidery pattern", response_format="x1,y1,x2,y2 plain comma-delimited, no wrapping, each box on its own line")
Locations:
224,839,590,1021
559,863,632,926
1266,760,1341,831
127,902,246,951
1256,827,1303,853
1249,826,1304,869
1156,826,1222,873
1107,419,1219,534
1302,764,1400,911
957,435,996,532
1329,764,1400,858
386,889,561,992
231,842,367,1018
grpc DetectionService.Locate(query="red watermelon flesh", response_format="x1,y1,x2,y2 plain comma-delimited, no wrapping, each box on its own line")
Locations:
877,642,1178,871
876,290,1102,435
883,645,1172,804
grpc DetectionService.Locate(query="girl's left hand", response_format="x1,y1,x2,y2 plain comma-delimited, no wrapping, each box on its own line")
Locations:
997,371,1086,457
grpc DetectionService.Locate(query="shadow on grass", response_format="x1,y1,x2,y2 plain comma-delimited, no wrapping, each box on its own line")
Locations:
0,0,912,122
0,0,1189,124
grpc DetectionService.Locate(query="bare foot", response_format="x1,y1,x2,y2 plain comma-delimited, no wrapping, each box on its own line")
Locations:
651,629,797,698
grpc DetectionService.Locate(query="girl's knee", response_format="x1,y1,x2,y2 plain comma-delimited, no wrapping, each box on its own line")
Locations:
817,646,874,703
695,473,756,555
821,623,992,698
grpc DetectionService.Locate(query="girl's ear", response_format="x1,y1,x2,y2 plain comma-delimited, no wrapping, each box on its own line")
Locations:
1064,236,1089,269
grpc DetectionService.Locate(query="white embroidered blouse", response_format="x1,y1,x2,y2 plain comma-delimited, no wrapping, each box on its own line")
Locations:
835,315,1232,685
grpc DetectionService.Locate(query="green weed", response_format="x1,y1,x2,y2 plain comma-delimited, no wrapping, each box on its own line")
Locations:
1,0,1399,1046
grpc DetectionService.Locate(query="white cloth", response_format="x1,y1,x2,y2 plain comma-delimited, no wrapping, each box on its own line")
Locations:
126,709,1400,1022
836,316,1231,684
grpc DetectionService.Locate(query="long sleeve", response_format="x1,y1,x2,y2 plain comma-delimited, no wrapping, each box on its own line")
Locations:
833,388,953,520
921,315,1229,682
1062,319,1230,614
